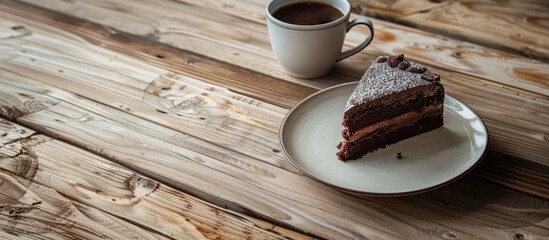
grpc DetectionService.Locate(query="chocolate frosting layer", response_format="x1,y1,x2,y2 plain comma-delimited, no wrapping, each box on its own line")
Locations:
345,55,438,112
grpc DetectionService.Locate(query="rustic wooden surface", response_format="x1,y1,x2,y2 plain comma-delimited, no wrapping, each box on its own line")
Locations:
15,0,549,95
6,0,549,194
0,0,548,239
0,120,311,239
2,51,549,240
352,0,549,62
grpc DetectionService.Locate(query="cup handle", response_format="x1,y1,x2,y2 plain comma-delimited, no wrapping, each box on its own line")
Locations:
337,18,374,61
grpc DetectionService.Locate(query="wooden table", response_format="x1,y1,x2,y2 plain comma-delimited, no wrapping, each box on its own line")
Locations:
0,0,548,239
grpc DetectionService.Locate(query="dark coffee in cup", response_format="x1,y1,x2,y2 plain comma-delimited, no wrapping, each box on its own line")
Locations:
267,0,374,78
273,2,344,25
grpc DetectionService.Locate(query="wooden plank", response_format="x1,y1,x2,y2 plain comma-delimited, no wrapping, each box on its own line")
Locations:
15,0,549,96
0,119,313,240
12,0,344,90
2,65,549,240
0,11,297,171
3,3,315,109
472,154,549,199
350,0,452,18
353,0,549,61
365,20,549,95
474,168,549,199
0,2,547,196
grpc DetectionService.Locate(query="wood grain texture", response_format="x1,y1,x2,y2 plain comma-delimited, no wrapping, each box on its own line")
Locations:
0,1,548,238
366,21,549,95
1,54,549,240
0,1,548,196
0,119,312,240
2,3,316,109
473,154,549,199
16,0,549,96
350,0,453,18
354,0,549,61
0,83,58,121
0,12,299,174
13,0,343,89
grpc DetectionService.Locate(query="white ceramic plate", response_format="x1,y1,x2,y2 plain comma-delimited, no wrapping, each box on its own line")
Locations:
279,82,488,196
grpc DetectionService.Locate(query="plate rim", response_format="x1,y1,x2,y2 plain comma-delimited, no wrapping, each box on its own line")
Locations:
279,81,488,197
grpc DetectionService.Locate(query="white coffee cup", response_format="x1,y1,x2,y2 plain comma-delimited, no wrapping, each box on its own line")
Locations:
266,0,374,78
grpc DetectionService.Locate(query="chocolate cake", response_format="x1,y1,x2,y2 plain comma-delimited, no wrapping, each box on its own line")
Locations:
336,54,444,161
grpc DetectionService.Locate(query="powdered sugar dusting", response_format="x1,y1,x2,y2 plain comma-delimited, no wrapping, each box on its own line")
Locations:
345,56,432,111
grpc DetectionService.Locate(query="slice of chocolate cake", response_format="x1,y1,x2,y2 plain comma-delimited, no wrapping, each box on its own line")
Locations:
336,54,444,161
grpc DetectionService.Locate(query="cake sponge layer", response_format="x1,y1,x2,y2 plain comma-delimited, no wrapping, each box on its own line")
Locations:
343,84,444,139
337,112,443,161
